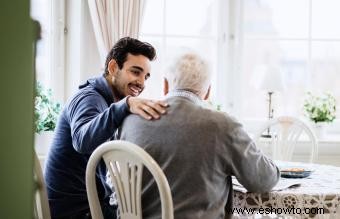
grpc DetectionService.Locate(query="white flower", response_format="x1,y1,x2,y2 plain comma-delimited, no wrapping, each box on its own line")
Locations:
303,92,337,123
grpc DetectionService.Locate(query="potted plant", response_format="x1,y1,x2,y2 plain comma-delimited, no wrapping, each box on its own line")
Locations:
303,92,336,138
34,82,61,155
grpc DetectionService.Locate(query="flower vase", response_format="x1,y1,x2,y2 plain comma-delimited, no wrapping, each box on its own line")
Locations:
313,122,327,139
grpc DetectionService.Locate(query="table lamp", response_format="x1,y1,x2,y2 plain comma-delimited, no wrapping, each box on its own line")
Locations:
257,65,285,137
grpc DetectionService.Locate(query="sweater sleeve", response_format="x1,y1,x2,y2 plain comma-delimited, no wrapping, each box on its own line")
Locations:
223,122,280,193
68,91,130,154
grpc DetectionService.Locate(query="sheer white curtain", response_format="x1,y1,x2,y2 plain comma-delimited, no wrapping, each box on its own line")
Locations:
88,0,146,65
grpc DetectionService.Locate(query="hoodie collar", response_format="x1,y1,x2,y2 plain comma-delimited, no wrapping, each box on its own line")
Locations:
79,75,114,105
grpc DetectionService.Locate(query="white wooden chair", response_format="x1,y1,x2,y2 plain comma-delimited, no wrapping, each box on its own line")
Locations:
254,116,318,163
86,140,174,219
34,151,51,219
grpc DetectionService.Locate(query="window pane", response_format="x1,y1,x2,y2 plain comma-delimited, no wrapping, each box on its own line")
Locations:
30,0,51,86
312,0,340,39
243,0,309,39
140,1,219,101
166,0,218,36
141,0,164,35
241,40,308,118
311,42,340,118
138,37,218,100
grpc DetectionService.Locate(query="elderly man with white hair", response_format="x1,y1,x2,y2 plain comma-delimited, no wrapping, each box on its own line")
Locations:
118,53,280,219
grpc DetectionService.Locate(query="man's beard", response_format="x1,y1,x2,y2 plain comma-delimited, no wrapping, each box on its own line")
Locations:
111,71,126,101
112,84,125,101
111,70,144,101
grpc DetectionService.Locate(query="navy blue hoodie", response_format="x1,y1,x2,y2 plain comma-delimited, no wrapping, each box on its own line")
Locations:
44,76,130,217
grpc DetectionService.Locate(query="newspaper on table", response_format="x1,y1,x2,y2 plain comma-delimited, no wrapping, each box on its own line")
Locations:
232,176,301,193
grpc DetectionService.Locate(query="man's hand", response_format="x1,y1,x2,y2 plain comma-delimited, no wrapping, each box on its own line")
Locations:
127,97,168,120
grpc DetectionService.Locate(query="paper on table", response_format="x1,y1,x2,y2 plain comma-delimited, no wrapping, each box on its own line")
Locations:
232,177,301,193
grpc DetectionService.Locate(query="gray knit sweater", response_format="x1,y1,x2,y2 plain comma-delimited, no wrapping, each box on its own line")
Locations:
118,90,279,219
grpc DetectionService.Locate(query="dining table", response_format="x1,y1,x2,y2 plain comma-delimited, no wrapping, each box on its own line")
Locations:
232,161,340,219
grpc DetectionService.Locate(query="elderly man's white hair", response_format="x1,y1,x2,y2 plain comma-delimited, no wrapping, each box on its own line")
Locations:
166,53,211,96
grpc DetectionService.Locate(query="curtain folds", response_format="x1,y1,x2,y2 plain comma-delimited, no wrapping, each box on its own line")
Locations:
88,0,145,65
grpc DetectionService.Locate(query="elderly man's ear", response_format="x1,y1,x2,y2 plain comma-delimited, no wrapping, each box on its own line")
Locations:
204,86,211,100
163,78,169,96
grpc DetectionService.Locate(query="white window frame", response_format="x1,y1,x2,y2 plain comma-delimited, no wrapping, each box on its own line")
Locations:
228,0,340,135
140,0,223,102
31,0,66,104
49,0,66,103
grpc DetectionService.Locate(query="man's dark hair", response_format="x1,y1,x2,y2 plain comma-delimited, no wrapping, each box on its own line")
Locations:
104,37,156,75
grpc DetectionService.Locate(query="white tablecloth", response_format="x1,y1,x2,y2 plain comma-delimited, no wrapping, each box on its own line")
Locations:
233,162,340,218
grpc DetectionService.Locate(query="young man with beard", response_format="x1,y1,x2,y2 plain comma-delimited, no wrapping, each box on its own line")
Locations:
44,37,167,219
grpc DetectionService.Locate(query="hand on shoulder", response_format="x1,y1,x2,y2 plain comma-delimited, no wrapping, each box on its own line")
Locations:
127,96,168,120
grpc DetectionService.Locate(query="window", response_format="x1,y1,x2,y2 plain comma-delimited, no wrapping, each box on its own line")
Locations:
30,0,52,86
234,0,340,121
139,0,220,101
30,0,66,103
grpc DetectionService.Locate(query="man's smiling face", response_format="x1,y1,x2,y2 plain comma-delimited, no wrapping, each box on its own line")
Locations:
108,53,151,101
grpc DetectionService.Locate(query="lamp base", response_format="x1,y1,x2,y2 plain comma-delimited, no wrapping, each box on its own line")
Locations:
261,133,272,138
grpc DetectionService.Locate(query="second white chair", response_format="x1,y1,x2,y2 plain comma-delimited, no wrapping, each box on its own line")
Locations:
86,140,174,219
34,150,51,219
254,116,318,163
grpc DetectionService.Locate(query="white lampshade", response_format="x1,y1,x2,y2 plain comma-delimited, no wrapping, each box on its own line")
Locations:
253,65,285,92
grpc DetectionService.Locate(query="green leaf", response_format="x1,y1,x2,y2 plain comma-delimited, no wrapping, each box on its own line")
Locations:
34,82,61,134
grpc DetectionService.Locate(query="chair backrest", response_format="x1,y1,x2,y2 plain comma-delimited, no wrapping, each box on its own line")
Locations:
86,140,174,219
33,151,51,219
254,116,318,163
